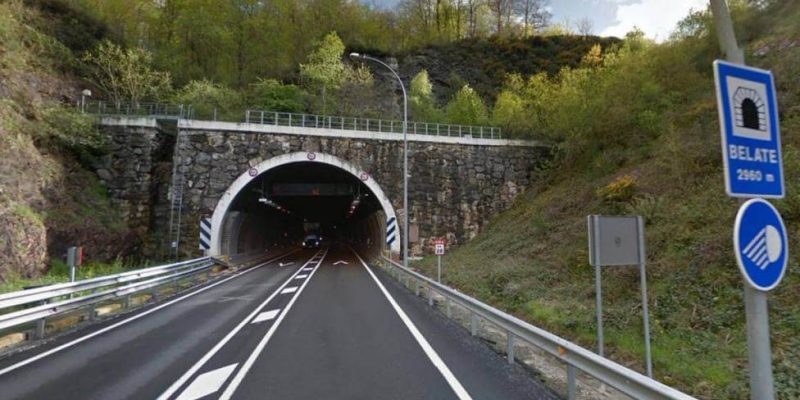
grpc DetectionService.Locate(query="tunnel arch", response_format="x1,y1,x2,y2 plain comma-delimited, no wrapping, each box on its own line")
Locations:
209,151,400,256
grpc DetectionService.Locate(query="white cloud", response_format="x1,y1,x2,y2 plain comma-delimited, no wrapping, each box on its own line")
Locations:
600,0,707,40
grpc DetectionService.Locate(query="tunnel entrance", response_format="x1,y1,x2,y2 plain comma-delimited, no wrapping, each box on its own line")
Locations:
209,152,399,259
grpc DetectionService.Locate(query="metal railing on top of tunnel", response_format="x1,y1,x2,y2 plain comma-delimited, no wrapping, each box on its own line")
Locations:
80,100,505,140
379,256,697,400
244,110,503,140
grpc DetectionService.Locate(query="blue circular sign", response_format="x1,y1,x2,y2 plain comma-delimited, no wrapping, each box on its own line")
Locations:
734,198,788,291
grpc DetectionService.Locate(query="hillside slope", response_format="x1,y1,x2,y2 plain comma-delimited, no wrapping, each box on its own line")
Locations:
411,3,800,399
0,0,132,284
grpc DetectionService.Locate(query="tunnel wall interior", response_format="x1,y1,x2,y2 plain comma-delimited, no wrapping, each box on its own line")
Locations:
217,160,390,259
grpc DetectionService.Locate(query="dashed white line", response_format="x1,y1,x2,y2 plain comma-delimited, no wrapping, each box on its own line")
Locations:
218,249,329,400
157,249,323,400
294,274,308,279
351,249,473,400
251,309,280,324
281,287,298,294
301,268,313,272
176,363,238,400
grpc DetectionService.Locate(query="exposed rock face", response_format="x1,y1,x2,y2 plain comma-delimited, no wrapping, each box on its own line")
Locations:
98,118,548,257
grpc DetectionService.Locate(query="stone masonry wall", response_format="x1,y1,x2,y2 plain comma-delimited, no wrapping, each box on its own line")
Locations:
173,128,548,256
96,120,173,253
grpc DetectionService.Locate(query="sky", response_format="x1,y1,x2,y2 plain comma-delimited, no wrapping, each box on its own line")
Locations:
367,0,710,41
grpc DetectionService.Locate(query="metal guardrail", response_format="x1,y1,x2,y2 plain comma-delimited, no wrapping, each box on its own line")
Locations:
380,256,696,400
81,101,187,119
245,110,503,139
0,257,214,335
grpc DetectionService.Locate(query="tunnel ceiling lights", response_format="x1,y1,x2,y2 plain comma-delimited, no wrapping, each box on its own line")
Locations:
258,197,292,215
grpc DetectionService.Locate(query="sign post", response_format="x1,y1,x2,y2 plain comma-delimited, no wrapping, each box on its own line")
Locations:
587,215,652,377
66,246,83,283
433,238,446,283
711,9,784,394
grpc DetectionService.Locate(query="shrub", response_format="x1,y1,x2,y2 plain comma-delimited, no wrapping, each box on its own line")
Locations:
445,85,488,125
596,174,637,203
173,79,243,120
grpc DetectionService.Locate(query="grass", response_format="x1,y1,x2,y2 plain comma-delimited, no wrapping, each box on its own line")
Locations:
0,258,136,295
408,6,800,397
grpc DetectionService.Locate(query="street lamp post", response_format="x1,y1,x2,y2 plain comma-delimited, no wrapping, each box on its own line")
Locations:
349,52,409,270
81,89,92,113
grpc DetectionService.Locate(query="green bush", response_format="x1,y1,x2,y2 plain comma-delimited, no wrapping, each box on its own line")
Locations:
445,84,488,125
173,79,243,120
247,79,307,113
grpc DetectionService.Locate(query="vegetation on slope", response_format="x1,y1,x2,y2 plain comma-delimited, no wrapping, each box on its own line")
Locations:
0,0,132,284
411,2,800,398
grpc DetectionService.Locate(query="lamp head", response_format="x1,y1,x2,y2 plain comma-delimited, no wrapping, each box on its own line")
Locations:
81,89,92,97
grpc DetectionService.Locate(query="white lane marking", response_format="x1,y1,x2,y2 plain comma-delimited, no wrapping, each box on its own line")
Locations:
0,250,299,378
301,268,313,272
218,249,329,400
157,249,324,400
333,260,348,265
281,287,298,294
294,274,308,279
251,309,280,324
176,363,238,400
279,262,294,267
351,249,473,400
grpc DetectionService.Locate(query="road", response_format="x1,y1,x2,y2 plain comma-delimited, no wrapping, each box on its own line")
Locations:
0,244,557,400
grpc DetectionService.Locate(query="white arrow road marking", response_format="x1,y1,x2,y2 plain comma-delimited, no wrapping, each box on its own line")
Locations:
281,287,298,294
176,364,238,400
279,262,294,267
251,309,281,324
333,260,348,265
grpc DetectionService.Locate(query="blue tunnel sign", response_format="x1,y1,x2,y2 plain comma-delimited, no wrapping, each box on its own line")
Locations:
714,60,784,198
734,199,788,291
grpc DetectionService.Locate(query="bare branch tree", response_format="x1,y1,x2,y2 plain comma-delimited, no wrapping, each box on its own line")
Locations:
515,0,551,36
577,17,593,36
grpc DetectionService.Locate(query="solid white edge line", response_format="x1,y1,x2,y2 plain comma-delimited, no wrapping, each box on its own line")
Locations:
218,248,330,400
0,250,299,378
157,249,324,400
351,249,473,400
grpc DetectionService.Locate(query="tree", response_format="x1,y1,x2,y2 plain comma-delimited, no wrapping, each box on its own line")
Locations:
300,32,350,114
486,0,513,34
446,85,488,125
82,40,171,105
172,79,243,120
409,70,443,122
577,17,593,36
515,0,551,36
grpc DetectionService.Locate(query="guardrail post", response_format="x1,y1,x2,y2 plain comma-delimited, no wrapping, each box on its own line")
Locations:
34,299,48,340
88,289,97,321
245,110,250,123
415,280,420,296
445,298,451,318
567,365,577,400
123,294,131,309
470,312,478,336
378,120,381,132
151,288,159,302
302,114,305,127
289,114,292,126
507,330,515,364
428,286,434,306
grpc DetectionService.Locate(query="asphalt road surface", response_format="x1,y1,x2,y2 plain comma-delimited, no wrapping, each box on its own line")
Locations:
0,244,557,400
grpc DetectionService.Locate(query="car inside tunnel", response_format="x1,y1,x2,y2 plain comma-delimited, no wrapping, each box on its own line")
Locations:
219,161,388,259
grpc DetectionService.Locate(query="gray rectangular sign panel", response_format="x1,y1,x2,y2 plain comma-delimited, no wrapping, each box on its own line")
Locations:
588,215,642,266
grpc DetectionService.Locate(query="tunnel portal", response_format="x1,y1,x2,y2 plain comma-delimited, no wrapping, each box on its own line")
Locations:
210,153,398,259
